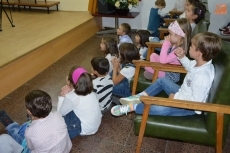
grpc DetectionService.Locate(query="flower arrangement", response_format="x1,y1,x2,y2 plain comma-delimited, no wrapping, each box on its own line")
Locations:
106,0,139,10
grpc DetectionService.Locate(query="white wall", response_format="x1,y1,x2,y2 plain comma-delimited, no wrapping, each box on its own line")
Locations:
102,0,175,30
57,0,89,11
101,0,230,34
208,0,230,33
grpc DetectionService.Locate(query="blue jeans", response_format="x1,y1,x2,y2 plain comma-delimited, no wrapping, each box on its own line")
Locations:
135,77,196,116
112,77,131,97
6,122,29,144
63,111,81,139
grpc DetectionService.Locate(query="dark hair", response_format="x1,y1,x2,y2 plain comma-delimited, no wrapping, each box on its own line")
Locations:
176,18,192,53
68,66,93,96
119,43,140,64
25,90,52,118
155,0,166,7
136,30,151,47
191,1,206,24
102,37,119,57
121,23,131,34
91,57,109,75
192,32,222,61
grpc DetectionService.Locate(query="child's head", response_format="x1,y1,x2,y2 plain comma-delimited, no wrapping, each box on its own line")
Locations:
67,66,93,96
119,43,140,64
190,32,222,61
185,1,206,24
25,90,52,118
135,30,151,47
117,23,131,36
155,0,166,9
100,37,119,57
91,57,109,76
168,18,192,52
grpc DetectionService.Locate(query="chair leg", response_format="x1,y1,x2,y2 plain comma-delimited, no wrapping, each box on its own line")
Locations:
216,113,224,153
136,104,151,153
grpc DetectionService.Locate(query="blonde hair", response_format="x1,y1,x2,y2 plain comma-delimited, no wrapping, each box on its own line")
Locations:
176,18,192,54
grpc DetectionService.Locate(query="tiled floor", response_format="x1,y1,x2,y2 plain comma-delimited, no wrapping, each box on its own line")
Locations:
0,33,230,153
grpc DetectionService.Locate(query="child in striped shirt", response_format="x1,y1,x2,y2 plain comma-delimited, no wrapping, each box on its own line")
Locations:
91,57,114,113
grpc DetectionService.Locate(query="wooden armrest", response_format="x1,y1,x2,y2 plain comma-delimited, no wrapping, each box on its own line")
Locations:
140,96,230,114
132,60,186,74
131,60,186,95
136,96,230,153
145,42,163,61
158,28,168,40
169,11,183,18
163,18,175,26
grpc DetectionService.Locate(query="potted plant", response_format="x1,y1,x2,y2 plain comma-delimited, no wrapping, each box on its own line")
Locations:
106,0,139,15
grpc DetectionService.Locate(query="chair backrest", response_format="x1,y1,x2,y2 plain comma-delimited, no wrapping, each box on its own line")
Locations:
204,41,230,143
191,19,210,37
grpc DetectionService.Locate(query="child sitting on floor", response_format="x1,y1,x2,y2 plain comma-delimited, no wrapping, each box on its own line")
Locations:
117,23,133,48
0,90,72,153
91,57,114,113
58,66,102,138
111,43,140,98
100,37,119,73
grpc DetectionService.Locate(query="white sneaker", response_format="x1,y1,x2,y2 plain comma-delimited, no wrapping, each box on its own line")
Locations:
120,95,141,105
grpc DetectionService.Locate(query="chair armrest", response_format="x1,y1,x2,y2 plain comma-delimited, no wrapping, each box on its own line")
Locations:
145,42,163,61
140,96,230,114
163,18,175,26
136,96,230,153
158,28,168,39
169,11,183,18
131,60,187,94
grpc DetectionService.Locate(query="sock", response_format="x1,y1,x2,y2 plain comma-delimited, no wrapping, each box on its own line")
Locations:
0,110,14,127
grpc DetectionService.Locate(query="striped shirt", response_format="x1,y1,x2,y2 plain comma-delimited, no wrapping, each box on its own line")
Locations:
93,75,113,111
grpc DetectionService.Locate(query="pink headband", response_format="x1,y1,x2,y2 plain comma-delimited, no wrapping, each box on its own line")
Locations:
168,21,185,37
72,68,87,84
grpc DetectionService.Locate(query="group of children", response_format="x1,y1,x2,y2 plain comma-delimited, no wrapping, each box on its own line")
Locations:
0,0,223,152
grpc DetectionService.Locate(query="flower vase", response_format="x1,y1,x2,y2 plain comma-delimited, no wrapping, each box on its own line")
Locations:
115,8,130,15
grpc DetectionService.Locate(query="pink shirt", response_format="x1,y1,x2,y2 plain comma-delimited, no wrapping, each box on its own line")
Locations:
25,112,72,153
145,40,181,77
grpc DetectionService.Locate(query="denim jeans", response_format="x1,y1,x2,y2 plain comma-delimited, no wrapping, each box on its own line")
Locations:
63,111,81,139
112,78,131,97
111,63,135,98
135,77,196,116
6,122,29,144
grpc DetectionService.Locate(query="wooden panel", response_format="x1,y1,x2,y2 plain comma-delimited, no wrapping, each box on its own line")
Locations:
0,17,101,100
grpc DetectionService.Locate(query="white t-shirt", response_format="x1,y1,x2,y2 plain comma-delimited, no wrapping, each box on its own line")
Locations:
0,134,23,153
191,23,196,32
105,54,116,73
93,75,113,111
139,47,148,60
120,65,135,81
58,91,102,135
174,56,214,114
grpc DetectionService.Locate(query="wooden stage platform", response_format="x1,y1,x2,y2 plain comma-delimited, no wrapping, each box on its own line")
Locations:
0,10,101,100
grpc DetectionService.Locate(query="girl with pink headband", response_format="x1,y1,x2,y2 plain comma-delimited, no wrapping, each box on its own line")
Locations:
57,66,102,139
144,18,192,82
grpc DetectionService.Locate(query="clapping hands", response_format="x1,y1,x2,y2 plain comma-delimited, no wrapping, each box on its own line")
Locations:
60,85,72,97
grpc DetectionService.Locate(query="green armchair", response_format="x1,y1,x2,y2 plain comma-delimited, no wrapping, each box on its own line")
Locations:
131,41,230,153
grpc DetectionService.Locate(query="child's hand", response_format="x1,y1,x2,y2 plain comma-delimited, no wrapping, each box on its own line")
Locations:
60,85,72,96
174,47,185,59
164,35,170,41
111,57,120,69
